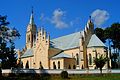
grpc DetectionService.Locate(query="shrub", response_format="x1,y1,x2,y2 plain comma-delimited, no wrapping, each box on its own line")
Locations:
61,70,68,79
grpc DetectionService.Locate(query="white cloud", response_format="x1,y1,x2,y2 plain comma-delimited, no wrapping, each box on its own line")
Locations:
91,9,109,27
40,9,81,29
51,9,68,29
70,18,80,26
39,13,50,25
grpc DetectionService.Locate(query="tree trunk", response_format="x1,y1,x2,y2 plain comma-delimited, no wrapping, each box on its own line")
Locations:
100,68,102,75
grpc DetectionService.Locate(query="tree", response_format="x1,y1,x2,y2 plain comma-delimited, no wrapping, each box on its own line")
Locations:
94,55,108,74
95,23,120,69
105,23,120,53
104,23,120,68
110,23,120,54
104,27,112,58
111,53,118,68
95,28,106,43
0,15,20,69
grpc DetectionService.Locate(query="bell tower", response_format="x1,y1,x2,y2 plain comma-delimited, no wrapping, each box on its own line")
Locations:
82,16,94,69
26,8,36,49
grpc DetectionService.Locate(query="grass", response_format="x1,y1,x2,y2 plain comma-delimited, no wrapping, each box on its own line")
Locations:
0,73,120,80
52,74,120,80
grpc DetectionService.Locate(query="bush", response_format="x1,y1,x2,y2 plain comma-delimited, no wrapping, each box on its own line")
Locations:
61,70,68,79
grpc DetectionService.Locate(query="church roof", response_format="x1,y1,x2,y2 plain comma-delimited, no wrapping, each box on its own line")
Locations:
87,34,106,47
50,31,83,50
21,49,33,58
51,52,72,59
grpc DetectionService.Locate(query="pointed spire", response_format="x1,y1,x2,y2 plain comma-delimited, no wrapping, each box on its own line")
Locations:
88,16,92,23
47,32,50,42
29,7,34,24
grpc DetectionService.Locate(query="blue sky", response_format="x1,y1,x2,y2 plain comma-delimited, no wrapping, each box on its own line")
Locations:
0,0,119,50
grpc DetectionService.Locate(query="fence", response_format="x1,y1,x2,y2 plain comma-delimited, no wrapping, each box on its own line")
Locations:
2,69,120,74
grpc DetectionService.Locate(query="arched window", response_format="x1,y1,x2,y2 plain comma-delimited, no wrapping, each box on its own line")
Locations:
27,35,30,42
76,53,79,65
81,65,84,69
73,65,76,69
53,62,56,69
39,61,43,69
58,61,60,69
68,65,71,69
32,34,33,43
25,60,29,68
89,54,92,65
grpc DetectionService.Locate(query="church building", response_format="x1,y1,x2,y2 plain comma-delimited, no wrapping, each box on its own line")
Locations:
17,10,110,69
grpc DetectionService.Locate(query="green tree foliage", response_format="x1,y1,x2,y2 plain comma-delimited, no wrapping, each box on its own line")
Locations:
95,23,120,50
104,23,120,51
0,15,20,69
111,53,118,68
95,28,106,43
94,55,108,74
110,23,120,51
95,23,120,68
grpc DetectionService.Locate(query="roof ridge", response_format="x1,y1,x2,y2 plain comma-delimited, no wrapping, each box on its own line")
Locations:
51,31,81,41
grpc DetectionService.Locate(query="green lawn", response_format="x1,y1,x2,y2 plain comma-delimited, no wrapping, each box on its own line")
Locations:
52,74,120,80
0,74,120,80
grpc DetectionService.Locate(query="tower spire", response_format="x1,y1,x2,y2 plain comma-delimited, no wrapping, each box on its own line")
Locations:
29,7,34,24
89,16,92,23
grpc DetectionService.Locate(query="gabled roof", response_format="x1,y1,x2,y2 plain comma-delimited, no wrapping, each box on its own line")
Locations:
51,52,72,59
50,31,83,50
21,49,33,58
87,34,106,47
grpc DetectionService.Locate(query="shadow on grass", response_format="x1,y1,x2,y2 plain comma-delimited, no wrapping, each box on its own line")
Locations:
38,69,51,80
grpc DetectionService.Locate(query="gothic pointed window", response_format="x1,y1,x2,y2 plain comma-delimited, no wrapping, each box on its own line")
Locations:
32,34,33,43
73,65,76,69
53,62,56,69
25,60,29,68
81,65,84,69
27,35,30,42
39,61,43,69
58,61,60,69
76,53,79,65
68,65,71,69
89,54,92,65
